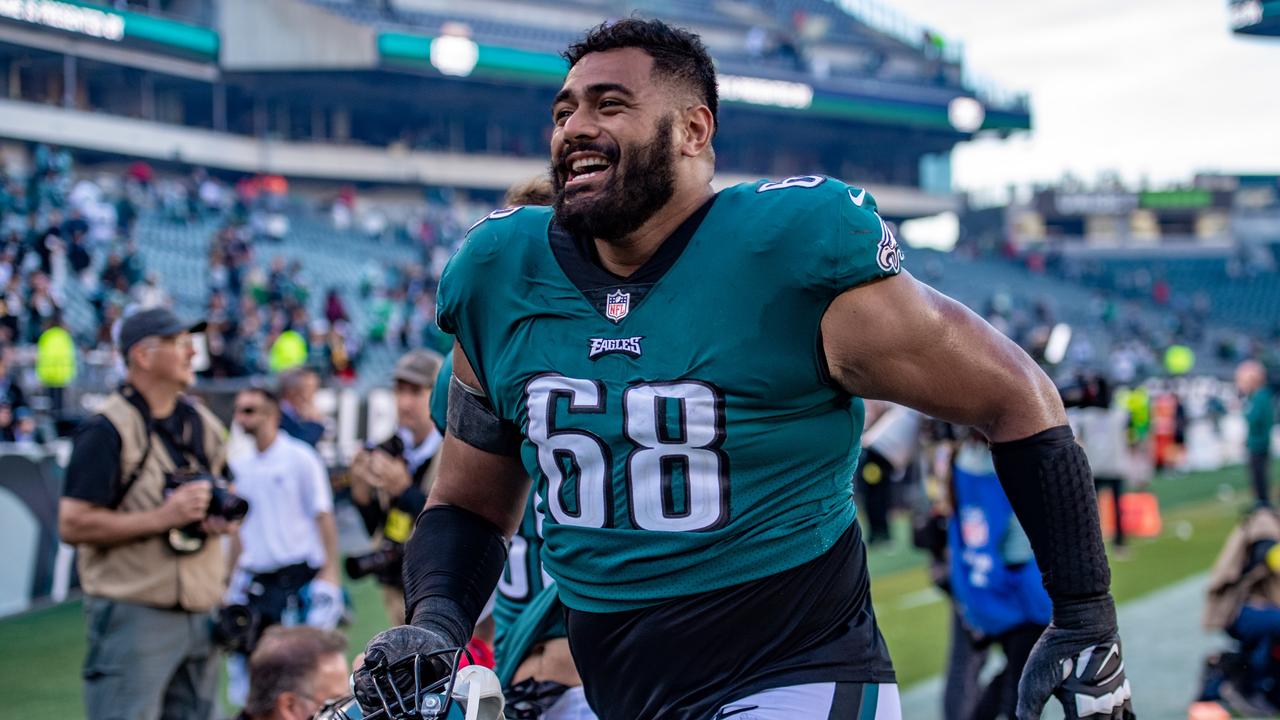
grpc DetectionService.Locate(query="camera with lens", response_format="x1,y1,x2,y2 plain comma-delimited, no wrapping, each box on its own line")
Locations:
368,433,406,459
164,469,250,554
211,603,259,654
345,541,404,582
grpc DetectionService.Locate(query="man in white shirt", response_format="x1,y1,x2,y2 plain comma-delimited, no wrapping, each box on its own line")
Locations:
225,386,342,704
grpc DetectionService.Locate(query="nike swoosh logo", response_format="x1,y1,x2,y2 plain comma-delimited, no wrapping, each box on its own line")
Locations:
716,705,760,718
849,187,866,206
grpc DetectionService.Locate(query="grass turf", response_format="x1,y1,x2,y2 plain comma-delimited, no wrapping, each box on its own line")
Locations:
0,462,1268,716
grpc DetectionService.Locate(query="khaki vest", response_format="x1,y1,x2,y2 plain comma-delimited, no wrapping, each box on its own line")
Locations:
1204,508,1280,631
76,391,230,611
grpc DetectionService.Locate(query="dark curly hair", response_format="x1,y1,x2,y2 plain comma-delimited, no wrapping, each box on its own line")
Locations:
563,18,718,136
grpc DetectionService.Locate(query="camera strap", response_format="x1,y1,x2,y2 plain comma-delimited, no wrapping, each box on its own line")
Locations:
109,385,206,508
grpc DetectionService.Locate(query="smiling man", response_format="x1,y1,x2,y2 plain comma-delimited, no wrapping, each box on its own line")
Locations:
356,19,1133,720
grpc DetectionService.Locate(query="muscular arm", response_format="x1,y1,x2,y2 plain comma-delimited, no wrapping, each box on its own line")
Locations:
315,511,340,584
822,271,1065,442
59,497,171,546
424,344,530,536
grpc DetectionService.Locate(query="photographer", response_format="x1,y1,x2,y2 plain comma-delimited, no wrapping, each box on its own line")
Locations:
349,348,443,624
224,386,342,704
58,307,237,720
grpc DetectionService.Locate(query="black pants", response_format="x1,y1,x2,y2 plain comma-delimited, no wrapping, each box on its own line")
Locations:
969,623,1045,720
944,606,986,720
1094,475,1126,547
565,521,895,720
1251,452,1272,506
857,450,893,544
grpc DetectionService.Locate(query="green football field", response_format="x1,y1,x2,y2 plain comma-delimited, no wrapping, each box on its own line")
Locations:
0,462,1268,718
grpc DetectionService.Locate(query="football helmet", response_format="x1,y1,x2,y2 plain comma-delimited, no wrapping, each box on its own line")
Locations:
334,647,504,720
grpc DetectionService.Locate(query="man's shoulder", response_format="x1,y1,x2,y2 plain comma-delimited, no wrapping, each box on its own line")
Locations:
73,413,123,446
456,205,554,260
438,206,554,334
718,175,860,213
276,431,318,456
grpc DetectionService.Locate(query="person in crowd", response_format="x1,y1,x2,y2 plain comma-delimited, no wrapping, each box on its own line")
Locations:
9,406,45,446
58,307,235,720
0,402,14,441
278,366,325,446
0,344,26,411
236,626,351,720
948,430,1052,720
225,385,343,705
349,348,444,625
858,400,920,545
1072,374,1130,550
1238,360,1276,506
1204,506,1280,715
35,312,75,419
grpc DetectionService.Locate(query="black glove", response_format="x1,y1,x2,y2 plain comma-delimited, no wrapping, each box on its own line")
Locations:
353,624,454,716
1017,595,1134,719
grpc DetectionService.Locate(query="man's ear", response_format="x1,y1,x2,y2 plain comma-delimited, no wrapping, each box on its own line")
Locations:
277,690,305,720
677,105,714,159
127,346,148,373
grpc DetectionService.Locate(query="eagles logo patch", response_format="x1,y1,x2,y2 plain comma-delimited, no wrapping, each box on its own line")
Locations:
876,215,903,274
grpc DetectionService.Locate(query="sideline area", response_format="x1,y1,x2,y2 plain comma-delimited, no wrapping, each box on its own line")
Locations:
0,462,1268,718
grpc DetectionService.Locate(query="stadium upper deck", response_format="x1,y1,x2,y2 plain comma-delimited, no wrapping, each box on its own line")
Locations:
0,0,1032,218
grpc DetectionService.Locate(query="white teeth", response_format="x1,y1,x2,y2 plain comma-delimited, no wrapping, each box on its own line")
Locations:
571,157,610,173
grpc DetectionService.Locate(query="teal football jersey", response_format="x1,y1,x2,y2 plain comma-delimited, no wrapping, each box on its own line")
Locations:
438,176,904,613
493,492,561,658
435,350,562,654
430,349,453,433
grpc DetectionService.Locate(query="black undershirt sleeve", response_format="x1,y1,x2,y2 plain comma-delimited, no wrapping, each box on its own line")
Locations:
62,416,123,507
990,425,1112,603
402,505,508,644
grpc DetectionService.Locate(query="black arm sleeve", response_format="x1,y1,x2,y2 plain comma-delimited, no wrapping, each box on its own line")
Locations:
62,416,123,507
402,505,508,645
447,377,522,456
991,425,1112,603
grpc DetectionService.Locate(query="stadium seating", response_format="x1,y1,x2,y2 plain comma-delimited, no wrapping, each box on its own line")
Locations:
126,203,426,388
1067,253,1280,334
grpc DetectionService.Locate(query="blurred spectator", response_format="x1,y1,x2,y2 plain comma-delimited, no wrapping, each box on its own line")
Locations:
0,402,12,440
323,288,348,326
35,312,76,417
349,349,443,625
1072,377,1131,550
225,387,341,705
0,345,26,410
947,433,1050,720
1238,361,1276,506
58,307,233,720
278,367,325,447
133,272,171,309
25,272,61,344
858,401,920,545
9,406,45,446
1204,507,1280,715
238,626,349,720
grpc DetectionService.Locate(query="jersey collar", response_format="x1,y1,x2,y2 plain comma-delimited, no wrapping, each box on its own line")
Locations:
548,193,719,323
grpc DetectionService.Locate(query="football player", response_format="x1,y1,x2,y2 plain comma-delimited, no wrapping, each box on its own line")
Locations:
357,18,1133,720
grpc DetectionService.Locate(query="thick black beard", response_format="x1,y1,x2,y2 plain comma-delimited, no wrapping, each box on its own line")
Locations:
551,116,676,242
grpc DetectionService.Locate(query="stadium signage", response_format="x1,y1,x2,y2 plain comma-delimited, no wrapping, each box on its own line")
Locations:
719,74,813,110
1139,189,1213,209
0,0,124,42
1053,192,1139,215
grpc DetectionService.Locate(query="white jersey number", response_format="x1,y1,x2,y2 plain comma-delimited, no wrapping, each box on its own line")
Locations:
525,376,728,532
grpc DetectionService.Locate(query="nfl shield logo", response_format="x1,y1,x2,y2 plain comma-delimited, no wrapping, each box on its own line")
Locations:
605,289,630,323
